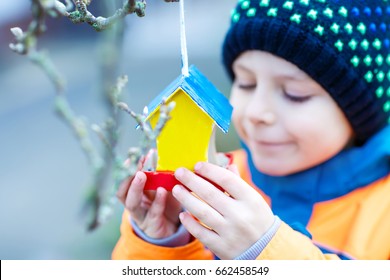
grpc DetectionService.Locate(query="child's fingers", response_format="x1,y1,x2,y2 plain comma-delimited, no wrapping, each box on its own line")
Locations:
172,185,225,232
117,157,145,204
116,177,132,204
174,168,233,215
138,155,146,170
179,211,221,252
124,171,147,214
145,187,168,222
194,162,254,200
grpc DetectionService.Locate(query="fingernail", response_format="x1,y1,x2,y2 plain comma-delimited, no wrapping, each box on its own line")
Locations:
156,187,164,197
194,162,203,171
175,168,184,178
172,185,182,195
134,171,142,183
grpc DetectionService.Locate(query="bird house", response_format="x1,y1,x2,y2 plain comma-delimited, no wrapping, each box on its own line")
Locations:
143,65,232,190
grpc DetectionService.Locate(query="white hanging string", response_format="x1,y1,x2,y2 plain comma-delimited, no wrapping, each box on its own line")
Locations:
180,0,189,76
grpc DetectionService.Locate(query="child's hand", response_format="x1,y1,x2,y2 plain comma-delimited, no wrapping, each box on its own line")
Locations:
172,162,274,259
117,171,182,239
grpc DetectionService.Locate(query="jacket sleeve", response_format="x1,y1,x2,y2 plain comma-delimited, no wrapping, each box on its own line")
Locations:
256,221,339,260
111,211,214,260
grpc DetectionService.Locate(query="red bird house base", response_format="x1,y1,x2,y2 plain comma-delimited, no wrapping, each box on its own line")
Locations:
143,154,233,191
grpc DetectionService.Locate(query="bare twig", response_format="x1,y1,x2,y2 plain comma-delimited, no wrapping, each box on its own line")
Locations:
55,96,103,169
29,51,66,93
10,0,179,55
88,100,174,230
9,0,179,231
118,100,175,158
66,0,144,31
9,1,66,93
67,0,179,31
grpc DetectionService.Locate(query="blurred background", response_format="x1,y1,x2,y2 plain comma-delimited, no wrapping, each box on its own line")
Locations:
0,0,239,259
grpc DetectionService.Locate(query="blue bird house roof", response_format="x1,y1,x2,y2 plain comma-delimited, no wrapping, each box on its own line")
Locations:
146,65,233,133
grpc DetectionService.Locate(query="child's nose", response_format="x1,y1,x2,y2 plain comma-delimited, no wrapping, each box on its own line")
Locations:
245,88,276,125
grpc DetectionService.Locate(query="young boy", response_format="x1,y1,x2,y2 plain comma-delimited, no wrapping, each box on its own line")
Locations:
112,0,390,260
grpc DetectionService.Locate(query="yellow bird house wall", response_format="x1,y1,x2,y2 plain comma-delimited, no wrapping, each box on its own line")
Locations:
149,88,214,171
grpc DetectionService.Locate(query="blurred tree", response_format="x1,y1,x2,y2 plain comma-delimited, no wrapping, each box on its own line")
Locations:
9,0,179,231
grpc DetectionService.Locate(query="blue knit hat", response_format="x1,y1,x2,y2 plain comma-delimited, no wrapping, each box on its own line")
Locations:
222,0,390,143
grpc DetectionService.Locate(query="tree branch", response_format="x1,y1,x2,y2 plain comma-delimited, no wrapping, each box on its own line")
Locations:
9,0,178,231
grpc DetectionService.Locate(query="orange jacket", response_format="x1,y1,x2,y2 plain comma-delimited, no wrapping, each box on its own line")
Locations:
234,149,390,260
112,149,390,260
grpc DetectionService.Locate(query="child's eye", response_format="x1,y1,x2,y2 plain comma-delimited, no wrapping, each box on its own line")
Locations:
238,84,256,90
284,92,311,103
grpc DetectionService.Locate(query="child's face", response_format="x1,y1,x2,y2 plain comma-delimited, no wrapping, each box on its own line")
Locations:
230,50,354,176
